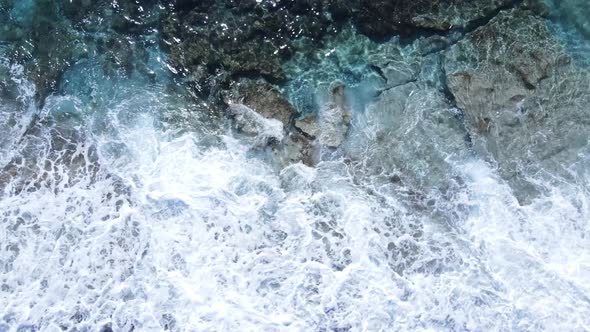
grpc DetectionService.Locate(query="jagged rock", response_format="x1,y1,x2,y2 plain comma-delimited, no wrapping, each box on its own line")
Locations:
279,162,317,191
328,0,513,39
444,8,590,203
224,79,297,128
274,131,316,167
227,92,316,167
227,103,284,147
162,1,331,96
295,114,320,138
368,43,420,88
223,78,318,167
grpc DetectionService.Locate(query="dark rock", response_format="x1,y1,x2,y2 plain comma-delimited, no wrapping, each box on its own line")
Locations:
224,79,297,128
0,0,163,106
99,324,113,332
162,0,332,96
328,0,513,39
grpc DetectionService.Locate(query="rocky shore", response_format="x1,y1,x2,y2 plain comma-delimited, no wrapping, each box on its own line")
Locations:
1,0,589,203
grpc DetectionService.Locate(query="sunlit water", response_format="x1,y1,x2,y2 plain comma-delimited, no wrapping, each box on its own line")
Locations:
1,3,590,332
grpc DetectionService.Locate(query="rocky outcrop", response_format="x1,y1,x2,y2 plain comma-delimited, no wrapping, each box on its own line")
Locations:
162,0,331,96
225,79,315,167
444,8,590,203
328,0,513,38
292,82,353,149
227,103,285,146
224,79,297,128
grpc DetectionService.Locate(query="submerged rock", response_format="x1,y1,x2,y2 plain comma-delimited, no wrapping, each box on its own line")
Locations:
546,0,590,38
0,0,164,106
0,96,101,196
329,0,513,38
444,8,590,203
318,83,352,148
344,82,470,193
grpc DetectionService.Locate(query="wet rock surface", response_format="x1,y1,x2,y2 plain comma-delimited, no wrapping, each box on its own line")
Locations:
0,0,164,104
444,8,590,202
345,82,470,194
227,103,285,146
224,79,316,167
162,0,332,94
317,83,352,148
224,79,297,128
329,0,513,38
0,0,588,201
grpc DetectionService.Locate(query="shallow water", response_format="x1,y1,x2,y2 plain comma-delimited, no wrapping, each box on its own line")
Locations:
1,1,590,331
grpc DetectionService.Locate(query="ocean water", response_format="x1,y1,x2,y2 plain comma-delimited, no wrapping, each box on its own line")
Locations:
0,1,590,332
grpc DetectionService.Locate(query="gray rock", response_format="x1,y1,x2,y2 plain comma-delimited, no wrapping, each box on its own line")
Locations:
225,79,297,128
295,114,320,138
227,103,284,146
318,84,352,148
444,8,590,203
273,131,316,168
344,82,470,193
226,83,316,167
367,43,420,88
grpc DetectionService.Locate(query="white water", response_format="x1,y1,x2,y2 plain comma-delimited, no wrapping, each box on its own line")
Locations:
1,61,590,332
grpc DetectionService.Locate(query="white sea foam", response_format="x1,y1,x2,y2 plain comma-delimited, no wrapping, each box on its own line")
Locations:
1,61,590,332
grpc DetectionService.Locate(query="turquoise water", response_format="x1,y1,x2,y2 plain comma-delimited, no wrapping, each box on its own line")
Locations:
0,1,589,331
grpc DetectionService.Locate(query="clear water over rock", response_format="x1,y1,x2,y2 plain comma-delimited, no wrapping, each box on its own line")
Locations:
0,1,589,331
445,8,590,203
